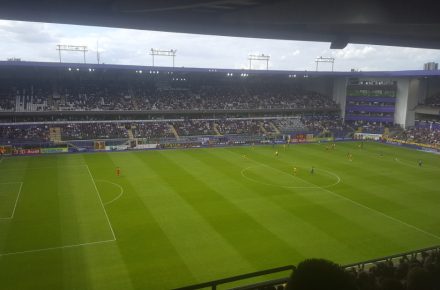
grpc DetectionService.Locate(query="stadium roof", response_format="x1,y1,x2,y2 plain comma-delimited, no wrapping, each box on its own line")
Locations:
1,61,440,78
1,0,440,49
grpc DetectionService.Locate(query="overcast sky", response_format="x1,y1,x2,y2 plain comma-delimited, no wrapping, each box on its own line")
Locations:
1,19,440,72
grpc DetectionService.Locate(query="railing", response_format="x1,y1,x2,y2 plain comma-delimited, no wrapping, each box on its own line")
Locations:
172,265,295,290
175,245,440,290
343,244,440,270
0,107,339,117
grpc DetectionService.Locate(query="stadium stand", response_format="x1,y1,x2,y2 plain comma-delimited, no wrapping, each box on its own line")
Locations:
2,64,440,290
0,82,338,112
0,116,354,144
424,95,440,107
393,122,440,146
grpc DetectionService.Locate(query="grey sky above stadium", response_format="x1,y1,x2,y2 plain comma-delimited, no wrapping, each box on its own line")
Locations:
1,19,440,72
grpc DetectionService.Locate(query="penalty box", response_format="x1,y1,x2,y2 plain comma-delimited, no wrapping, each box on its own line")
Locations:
0,165,115,256
0,182,23,219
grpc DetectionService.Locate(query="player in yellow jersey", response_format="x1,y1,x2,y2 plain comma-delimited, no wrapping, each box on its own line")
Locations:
293,167,297,176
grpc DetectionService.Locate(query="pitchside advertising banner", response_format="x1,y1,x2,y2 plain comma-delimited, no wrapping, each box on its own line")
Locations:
9,147,68,155
40,147,68,154
12,148,41,155
354,133,383,141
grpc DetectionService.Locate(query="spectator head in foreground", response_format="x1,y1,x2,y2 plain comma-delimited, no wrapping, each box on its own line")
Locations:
286,258,356,290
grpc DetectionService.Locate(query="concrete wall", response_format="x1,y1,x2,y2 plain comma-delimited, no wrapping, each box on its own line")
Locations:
332,78,347,117
394,79,409,127
392,78,424,128
405,79,422,127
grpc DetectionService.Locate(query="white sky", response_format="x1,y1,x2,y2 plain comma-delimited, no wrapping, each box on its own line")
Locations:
1,19,440,71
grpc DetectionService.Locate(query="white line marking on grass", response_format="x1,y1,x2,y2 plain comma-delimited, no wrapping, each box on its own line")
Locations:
240,165,341,189
247,157,440,241
394,157,436,170
0,239,115,257
96,180,124,206
9,182,23,219
316,185,440,241
0,182,23,220
86,165,117,241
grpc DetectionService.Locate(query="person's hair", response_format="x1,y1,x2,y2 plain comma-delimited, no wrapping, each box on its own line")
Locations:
286,259,356,290
406,267,432,290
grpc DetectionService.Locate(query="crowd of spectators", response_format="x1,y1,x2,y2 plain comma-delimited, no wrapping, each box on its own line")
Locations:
391,127,440,147
272,118,306,132
347,250,440,290
4,116,440,149
0,85,338,112
389,120,440,146
348,121,397,134
132,122,174,139
424,94,440,107
1,115,412,143
59,123,129,140
250,251,440,290
301,115,353,137
172,120,216,136
0,95,15,111
0,124,49,142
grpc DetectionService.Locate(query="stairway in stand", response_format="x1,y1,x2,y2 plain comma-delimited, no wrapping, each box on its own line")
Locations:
169,124,180,140
49,127,62,143
269,122,280,134
213,122,222,136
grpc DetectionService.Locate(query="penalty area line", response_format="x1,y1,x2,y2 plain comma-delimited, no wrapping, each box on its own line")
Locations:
0,182,23,220
86,165,117,241
0,239,115,257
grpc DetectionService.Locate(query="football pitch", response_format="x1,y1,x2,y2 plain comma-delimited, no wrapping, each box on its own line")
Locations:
1,141,440,289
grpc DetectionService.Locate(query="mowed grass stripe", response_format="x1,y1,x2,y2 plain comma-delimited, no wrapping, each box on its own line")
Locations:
269,143,440,232
146,150,305,269
0,159,65,289
273,144,440,220
84,152,195,290
119,152,258,284
0,157,28,254
183,148,364,264
260,143,440,213
245,146,440,246
1,142,440,290
210,148,408,260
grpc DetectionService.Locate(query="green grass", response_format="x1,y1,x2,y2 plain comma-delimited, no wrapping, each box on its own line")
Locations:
1,141,440,289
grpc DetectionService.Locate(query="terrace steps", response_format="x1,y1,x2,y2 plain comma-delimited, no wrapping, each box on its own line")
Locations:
213,123,222,136
269,122,281,134
127,128,134,140
169,124,180,140
49,127,62,143
259,122,268,134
